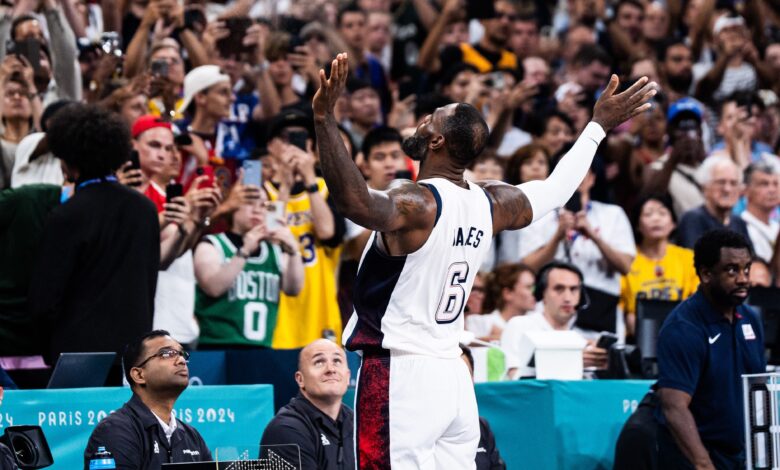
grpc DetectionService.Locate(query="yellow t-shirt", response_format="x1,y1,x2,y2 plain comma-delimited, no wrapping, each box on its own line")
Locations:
265,180,343,349
620,244,699,315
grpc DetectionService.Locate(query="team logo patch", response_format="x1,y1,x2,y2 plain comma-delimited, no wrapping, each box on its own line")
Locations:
320,433,330,446
743,323,756,341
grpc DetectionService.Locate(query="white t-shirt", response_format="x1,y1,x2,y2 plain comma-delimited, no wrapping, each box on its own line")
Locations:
153,251,200,343
499,201,636,295
465,310,508,339
11,133,63,188
500,311,586,377
742,210,779,262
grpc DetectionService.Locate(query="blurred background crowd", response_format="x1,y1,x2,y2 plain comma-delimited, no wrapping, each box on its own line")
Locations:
0,0,779,377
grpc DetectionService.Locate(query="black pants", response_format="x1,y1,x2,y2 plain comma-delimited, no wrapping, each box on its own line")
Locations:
656,425,744,470
614,392,658,470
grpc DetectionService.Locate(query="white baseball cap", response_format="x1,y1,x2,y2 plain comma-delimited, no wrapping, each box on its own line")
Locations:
177,65,231,114
713,15,745,35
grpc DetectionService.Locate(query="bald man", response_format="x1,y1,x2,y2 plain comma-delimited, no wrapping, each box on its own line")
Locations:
259,339,354,469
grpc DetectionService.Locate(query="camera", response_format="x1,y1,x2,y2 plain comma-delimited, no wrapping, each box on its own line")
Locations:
0,426,53,469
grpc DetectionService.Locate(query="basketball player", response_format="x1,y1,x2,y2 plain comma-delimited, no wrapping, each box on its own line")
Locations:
313,53,656,469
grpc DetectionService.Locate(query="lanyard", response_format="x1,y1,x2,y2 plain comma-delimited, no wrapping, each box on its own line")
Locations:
76,175,117,191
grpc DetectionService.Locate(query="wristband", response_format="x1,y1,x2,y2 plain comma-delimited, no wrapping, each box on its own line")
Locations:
305,183,319,194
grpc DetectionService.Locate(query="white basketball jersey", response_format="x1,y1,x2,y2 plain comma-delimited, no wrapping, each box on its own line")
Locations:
343,178,494,358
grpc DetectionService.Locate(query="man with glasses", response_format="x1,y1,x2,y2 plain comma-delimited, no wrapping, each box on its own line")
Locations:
84,330,212,469
677,155,752,248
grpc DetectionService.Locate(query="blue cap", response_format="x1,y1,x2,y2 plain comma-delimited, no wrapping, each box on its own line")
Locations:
667,98,703,124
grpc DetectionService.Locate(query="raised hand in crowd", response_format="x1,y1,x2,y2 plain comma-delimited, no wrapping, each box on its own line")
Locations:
288,45,320,85
116,161,145,190
241,222,268,255
387,88,416,131
204,20,230,62
211,168,263,222
162,194,191,227
186,174,222,226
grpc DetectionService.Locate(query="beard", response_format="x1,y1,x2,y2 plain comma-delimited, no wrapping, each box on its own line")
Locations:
667,73,693,94
402,134,430,163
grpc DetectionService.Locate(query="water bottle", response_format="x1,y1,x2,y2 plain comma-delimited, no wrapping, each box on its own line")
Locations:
89,446,116,470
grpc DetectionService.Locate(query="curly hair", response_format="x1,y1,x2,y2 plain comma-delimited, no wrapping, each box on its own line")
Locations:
693,229,753,275
47,104,131,180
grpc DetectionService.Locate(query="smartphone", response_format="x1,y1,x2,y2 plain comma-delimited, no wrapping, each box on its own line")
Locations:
596,332,619,350
174,132,193,147
394,170,413,180
128,150,140,170
564,191,582,213
7,38,41,74
216,17,254,57
265,201,284,230
466,0,495,19
242,159,262,187
489,71,506,91
165,182,183,202
287,131,308,151
195,166,215,189
150,59,169,78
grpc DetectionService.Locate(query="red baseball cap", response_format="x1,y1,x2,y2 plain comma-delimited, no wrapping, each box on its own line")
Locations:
131,115,172,139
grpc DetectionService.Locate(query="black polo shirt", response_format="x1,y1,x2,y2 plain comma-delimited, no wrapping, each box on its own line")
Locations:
84,394,212,469
260,393,354,470
655,290,766,455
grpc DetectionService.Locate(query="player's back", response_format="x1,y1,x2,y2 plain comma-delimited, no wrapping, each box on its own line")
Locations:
344,178,493,358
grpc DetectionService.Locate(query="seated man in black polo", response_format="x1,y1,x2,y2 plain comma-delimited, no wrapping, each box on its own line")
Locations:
260,339,354,469
655,229,765,469
84,330,212,469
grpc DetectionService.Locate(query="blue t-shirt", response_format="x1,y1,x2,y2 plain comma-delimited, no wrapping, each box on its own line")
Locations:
676,206,753,249
655,290,766,454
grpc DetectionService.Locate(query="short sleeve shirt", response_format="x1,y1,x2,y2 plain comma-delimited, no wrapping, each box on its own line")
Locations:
510,201,636,295
655,291,766,453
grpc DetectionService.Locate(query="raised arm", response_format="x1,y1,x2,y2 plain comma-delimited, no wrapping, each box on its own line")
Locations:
483,75,657,233
313,53,433,233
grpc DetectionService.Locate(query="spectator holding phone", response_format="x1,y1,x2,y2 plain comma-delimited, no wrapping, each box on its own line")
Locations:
265,110,347,349
0,0,82,104
512,162,636,336
0,57,41,188
194,189,304,348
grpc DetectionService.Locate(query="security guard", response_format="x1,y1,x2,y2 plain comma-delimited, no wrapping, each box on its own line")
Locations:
260,339,354,469
84,331,212,469
655,230,765,469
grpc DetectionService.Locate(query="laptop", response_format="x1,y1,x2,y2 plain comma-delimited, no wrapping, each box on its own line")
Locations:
46,352,115,389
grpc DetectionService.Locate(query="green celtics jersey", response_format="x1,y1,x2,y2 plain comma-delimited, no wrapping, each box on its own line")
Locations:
195,233,283,347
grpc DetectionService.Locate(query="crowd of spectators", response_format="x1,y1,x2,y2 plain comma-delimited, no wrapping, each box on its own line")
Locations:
1,0,780,377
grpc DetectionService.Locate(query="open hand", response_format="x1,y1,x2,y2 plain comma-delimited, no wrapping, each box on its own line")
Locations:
592,75,656,132
312,53,349,120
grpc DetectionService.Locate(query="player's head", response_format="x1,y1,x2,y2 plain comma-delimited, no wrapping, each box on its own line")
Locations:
401,102,489,169
295,339,350,403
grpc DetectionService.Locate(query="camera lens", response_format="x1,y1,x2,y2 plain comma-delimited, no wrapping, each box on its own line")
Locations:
10,433,37,466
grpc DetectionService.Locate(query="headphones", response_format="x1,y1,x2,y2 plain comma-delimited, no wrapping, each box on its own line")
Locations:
534,261,590,311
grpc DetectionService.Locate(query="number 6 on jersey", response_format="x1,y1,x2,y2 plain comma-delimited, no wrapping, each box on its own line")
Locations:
435,261,469,323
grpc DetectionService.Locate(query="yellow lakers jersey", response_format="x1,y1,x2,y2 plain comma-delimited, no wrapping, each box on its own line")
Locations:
265,179,343,348
620,244,699,315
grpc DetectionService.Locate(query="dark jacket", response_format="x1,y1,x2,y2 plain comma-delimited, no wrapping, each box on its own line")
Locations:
260,393,354,470
28,181,159,364
476,417,505,470
84,394,212,470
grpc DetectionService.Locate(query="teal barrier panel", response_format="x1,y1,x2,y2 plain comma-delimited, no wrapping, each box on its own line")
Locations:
475,380,653,469
0,385,273,469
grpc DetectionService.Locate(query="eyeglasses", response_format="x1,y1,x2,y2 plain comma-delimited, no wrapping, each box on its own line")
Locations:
4,89,27,99
135,348,189,368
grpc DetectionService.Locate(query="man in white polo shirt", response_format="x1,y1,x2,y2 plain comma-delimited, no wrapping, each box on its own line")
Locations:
501,262,608,379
